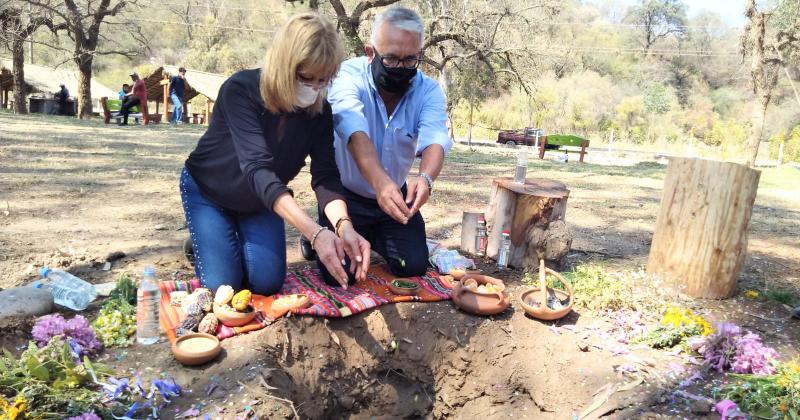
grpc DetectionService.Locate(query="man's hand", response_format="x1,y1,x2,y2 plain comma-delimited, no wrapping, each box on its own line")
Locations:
405,175,430,217
376,178,410,224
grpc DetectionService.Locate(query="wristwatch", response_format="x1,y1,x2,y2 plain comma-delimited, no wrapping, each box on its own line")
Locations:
418,172,433,192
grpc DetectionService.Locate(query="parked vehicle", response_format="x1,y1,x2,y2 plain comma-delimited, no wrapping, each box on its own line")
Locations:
497,127,545,146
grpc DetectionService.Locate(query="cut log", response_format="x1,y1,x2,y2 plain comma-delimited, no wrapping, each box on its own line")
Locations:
460,211,484,254
486,177,572,269
646,157,760,299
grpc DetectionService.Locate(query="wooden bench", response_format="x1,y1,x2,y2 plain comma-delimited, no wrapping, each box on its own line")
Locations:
537,134,590,163
101,97,150,125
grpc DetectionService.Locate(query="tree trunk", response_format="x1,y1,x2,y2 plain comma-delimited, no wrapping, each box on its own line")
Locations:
11,38,27,114
75,56,93,119
646,157,760,299
468,103,473,149
745,99,767,166
485,178,572,270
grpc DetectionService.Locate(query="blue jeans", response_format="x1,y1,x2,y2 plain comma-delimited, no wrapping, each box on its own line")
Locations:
180,168,286,295
171,93,183,123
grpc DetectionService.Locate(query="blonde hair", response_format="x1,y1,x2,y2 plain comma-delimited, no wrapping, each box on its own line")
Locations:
260,13,344,115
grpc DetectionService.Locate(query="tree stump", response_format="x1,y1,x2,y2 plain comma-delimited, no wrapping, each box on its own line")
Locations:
647,158,761,299
460,211,484,254
486,178,572,269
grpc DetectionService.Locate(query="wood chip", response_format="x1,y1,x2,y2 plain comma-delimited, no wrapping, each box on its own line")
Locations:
330,332,340,346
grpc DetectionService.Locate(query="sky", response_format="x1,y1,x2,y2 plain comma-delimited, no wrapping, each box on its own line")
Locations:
587,0,750,27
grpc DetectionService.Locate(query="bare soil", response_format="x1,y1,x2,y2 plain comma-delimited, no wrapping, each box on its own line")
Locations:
1,111,798,419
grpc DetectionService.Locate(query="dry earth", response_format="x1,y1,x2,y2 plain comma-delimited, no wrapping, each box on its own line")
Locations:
1,111,799,419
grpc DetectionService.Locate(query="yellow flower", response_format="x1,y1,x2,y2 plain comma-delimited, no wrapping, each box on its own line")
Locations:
6,396,27,419
743,290,760,298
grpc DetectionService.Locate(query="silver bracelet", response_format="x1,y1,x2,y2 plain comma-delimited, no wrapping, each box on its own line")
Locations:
310,226,329,250
418,172,433,192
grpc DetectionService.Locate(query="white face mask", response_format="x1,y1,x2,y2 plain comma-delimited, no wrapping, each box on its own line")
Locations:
295,81,320,108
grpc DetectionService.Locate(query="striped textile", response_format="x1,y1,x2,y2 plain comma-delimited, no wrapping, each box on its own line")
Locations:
159,265,453,342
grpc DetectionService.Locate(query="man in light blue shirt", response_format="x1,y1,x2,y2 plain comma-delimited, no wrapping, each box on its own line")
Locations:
304,6,452,287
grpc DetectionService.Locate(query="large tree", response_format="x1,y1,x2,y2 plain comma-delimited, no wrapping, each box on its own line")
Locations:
625,0,687,52
22,0,136,118
0,5,61,113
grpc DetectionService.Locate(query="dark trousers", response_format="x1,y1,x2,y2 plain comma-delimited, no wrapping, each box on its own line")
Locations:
119,97,141,124
317,186,429,287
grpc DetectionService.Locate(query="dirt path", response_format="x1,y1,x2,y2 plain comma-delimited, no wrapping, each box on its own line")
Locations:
1,111,799,418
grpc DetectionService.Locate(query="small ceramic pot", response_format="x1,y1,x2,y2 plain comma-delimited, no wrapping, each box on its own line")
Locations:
387,278,421,296
272,294,312,312
452,274,510,316
212,303,257,327
171,332,221,366
518,267,575,321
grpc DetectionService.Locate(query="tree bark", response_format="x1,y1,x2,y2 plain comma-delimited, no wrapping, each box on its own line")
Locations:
485,178,572,270
11,37,27,114
75,54,93,118
647,157,760,299
745,99,767,166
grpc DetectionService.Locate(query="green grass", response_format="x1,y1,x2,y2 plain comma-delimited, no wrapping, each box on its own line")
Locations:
762,288,799,306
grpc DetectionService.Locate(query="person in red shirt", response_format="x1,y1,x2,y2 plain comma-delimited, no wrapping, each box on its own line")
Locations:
119,71,147,126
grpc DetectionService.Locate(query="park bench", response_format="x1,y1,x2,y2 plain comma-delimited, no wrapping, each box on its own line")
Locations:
538,134,590,163
100,97,152,125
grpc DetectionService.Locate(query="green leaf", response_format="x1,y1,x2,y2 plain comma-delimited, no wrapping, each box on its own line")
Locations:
750,406,777,419
26,357,50,382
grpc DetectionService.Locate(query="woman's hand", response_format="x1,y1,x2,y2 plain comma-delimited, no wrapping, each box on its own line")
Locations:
338,224,371,281
312,228,350,288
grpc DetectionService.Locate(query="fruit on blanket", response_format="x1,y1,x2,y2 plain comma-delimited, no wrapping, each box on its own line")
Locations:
176,310,203,336
231,290,252,311
214,285,234,306
197,313,219,335
170,291,188,307
272,294,311,312
183,288,213,312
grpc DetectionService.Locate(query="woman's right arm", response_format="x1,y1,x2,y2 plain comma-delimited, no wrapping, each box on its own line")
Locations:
271,192,351,288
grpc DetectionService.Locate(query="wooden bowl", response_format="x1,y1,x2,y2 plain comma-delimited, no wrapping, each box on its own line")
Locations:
272,293,312,312
518,267,574,321
448,268,482,281
171,332,221,366
452,274,510,316
387,278,421,295
212,303,257,327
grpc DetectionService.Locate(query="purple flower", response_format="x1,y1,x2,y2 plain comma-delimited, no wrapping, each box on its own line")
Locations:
150,378,182,403
66,413,102,420
730,332,779,375
32,314,101,355
102,377,129,400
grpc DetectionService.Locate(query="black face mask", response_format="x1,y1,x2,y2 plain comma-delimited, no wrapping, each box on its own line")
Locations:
370,50,417,94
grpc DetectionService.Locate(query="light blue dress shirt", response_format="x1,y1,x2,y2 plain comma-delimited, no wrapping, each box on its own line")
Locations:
328,56,452,199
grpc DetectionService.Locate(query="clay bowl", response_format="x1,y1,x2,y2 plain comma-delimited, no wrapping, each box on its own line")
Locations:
387,278,421,296
272,293,312,312
518,268,575,321
452,274,510,316
448,268,482,281
171,332,221,366
212,303,257,327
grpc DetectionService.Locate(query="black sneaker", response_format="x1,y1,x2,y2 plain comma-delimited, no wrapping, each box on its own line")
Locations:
300,237,316,261
183,238,195,265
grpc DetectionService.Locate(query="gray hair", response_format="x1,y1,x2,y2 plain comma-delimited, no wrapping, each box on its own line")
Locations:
370,7,425,46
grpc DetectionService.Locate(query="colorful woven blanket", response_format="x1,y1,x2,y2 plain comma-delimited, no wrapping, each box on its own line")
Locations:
159,265,453,342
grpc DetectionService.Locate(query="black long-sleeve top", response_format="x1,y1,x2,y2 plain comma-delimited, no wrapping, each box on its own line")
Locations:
185,68,344,214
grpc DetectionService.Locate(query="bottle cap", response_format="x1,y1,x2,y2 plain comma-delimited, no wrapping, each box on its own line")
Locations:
143,266,156,276
502,230,510,234
39,267,51,278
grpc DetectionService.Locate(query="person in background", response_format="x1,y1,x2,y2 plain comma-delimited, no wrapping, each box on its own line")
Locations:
305,7,452,287
180,13,371,295
170,67,187,124
118,83,131,101
55,84,70,115
119,72,147,126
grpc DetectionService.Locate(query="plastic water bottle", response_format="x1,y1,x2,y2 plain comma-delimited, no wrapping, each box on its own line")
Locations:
514,146,528,184
33,267,97,311
497,230,511,269
475,216,488,257
136,266,161,345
